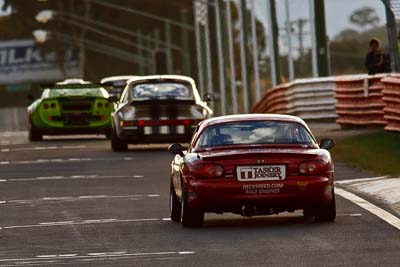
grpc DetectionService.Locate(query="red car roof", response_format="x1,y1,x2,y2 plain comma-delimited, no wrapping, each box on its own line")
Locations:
200,114,308,128
193,114,316,148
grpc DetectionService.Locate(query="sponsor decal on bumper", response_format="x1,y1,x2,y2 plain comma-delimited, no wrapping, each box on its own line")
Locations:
237,165,286,181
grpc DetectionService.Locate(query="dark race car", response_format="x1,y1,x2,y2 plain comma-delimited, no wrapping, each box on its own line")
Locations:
110,75,213,151
168,114,336,227
100,75,140,99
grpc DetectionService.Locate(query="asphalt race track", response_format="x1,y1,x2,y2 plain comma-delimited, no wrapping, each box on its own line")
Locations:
0,134,399,266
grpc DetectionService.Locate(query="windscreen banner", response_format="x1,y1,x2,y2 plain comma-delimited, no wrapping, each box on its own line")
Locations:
0,39,79,85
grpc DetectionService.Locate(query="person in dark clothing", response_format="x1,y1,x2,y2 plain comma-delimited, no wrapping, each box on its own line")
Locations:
365,38,386,75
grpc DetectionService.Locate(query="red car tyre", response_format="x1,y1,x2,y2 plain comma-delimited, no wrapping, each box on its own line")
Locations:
314,190,336,222
180,188,204,228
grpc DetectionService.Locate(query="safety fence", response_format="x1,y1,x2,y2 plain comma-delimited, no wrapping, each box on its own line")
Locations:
252,74,400,133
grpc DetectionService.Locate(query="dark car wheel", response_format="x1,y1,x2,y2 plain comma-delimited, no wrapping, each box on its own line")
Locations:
28,125,43,142
314,190,336,222
180,190,204,228
170,179,181,222
105,130,111,140
111,128,128,152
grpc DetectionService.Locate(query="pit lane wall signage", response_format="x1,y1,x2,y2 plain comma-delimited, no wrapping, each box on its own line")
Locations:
0,39,79,85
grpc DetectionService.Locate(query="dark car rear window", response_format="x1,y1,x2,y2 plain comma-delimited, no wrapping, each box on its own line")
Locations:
131,82,192,100
195,121,316,148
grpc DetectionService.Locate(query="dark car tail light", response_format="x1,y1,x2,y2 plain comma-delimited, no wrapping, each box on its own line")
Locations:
135,119,197,127
50,103,56,109
189,163,224,179
298,160,328,175
97,102,104,108
43,103,50,110
120,121,135,127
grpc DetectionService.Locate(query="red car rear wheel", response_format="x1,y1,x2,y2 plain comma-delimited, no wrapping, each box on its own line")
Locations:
180,189,204,227
314,190,336,222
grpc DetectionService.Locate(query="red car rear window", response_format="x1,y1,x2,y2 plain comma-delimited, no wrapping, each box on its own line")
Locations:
195,121,316,148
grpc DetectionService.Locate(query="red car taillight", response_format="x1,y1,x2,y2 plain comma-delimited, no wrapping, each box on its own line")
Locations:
43,103,49,110
190,163,224,179
298,160,328,175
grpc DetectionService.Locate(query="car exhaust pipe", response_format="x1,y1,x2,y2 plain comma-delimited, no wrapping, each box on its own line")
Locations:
242,205,257,217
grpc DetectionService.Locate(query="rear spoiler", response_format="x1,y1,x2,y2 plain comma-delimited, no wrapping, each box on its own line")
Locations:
51,83,103,89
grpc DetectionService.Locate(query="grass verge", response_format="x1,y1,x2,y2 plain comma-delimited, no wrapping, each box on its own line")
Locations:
331,130,400,176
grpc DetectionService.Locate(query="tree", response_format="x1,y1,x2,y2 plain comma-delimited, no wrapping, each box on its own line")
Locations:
350,7,380,31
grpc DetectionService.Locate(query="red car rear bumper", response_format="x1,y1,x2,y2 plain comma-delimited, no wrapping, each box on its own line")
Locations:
183,176,334,213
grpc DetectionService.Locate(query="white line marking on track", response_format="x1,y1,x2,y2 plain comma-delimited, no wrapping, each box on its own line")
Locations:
88,253,108,256
39,221,75,225
0,250,194,263
336,213,362,217
335,176,389,184
1,194,157,206
178,251,195,255
1,157,135,165
0,179,6,182
335,188,400,230
2,145,86,153
36,255,57,258
108,251,127,255
1,218,162,230
58,254,78,257
6,174,142,182
42,197,74,201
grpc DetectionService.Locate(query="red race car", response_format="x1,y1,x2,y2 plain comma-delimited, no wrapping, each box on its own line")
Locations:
168,114,336,227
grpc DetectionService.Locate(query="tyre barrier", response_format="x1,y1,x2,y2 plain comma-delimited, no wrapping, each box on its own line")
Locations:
381,77,400,133
253,73,399,133
286,77,336,120
334,74,387,127
252,78,337,121
251,83,289,114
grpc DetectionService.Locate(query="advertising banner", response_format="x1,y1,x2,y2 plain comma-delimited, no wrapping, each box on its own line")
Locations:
0,39,79,85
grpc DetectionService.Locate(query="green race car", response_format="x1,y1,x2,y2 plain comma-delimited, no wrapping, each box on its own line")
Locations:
27,79,113,141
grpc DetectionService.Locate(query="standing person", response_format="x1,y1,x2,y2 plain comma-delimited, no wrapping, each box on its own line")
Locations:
365,38,386,75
